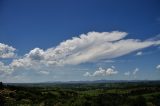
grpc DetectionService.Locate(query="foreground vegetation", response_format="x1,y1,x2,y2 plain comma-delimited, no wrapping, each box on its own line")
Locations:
0,81,160,106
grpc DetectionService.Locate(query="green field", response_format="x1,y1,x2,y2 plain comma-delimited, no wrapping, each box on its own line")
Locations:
0,81,160,106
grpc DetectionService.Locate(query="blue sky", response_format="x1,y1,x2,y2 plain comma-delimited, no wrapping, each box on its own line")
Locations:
0,0,160,82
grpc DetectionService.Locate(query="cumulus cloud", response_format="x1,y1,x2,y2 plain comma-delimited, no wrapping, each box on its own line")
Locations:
93,67,118,76
26,48,44,60
84,67,118,77
10,48,45,69
0,31,158,75
0,62,13,75
124,68,139,77
83,72,92,77
9,31,160,70
57,32,160,65
156,65,160,70
136,51,143,56
0,43,16,58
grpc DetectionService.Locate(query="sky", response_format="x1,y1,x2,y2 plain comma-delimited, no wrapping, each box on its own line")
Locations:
0,0,160,83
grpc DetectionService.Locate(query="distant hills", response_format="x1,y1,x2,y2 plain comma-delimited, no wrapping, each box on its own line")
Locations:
46,79,160,84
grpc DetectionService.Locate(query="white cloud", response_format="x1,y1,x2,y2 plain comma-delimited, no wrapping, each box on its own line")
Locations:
0,43,16,58
9,31,160,70
42,31,128,65
124,71,130,76
92,67,106,76
83,72,92,77
10,48,45,69
105,68,118,75
39,71,49,75
26,48,44,60
111,65,115,69
124,68,139,77
103,60,115,63
136,51,143,56
0,31,158,74
133,68,139,75
156,65,160,70
0,62,13,74
84,67,118,77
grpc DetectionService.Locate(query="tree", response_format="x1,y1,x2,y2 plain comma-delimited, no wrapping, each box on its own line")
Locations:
0,82,3,89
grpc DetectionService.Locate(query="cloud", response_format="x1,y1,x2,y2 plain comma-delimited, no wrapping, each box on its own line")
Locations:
42,31,128,65
57,32,160,65
10,48,45,69
26,48,44,60
124,71,130,76
111,65,115,69
0,62,13,75
9,31,160,71
136,51,143,56
103,60,115,63
83,72,92,77
39,71,49,75
0,31,159,75
156,65,160,70
124,68,139,78
84,67,118,77
0,43,16,58
133,68,139,75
